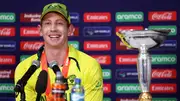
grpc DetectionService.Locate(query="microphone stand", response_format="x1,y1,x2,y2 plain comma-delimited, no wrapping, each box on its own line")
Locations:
14,81,26,101
20,86,26,101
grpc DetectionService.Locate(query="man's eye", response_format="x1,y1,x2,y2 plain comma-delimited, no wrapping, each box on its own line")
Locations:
56,22,63,25
44,22,51,25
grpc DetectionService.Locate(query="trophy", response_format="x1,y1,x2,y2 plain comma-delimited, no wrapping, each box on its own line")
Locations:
116,29,170,101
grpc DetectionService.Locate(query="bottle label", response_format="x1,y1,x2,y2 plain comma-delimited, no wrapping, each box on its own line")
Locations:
52,89,65,94
71,93,84,101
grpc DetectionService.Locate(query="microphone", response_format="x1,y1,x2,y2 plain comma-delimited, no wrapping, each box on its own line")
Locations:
14,60,40,93
35,70,48,101
49,60,60,74
14,60,40,101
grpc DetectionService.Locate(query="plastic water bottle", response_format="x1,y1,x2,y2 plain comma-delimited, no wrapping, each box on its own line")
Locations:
48,71,68,101
71,78,84,101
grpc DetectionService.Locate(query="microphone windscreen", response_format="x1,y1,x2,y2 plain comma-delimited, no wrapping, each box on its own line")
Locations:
49,60,60,73
35,70,48,94
32,60,40,67
49,60,58,68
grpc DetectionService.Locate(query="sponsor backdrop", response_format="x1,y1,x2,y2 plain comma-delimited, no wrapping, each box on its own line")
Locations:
0,0,179,101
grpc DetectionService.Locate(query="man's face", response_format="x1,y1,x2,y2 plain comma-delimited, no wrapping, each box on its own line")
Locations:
39,12,70,48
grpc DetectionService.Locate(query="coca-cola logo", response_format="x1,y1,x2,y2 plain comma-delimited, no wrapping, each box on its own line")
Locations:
0,27,15,36
152,69,176,79
149,11,176,21
96,56,106,63
152,12,172,20
152,70,172,77
23,42,43,50
91,55,111,65
20,41,44,51
0,28,11,35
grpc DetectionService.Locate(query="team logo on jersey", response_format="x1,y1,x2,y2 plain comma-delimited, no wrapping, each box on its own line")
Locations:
96,81,102,88
67,74,76,84
94,79,103,90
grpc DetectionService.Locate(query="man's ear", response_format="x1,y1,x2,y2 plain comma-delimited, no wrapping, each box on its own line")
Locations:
37,24,43,36
68,24,75,36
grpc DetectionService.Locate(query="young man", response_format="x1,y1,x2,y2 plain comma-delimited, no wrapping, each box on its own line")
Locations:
14,2,103,101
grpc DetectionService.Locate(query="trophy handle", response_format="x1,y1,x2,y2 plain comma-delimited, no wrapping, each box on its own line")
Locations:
116,32,133,48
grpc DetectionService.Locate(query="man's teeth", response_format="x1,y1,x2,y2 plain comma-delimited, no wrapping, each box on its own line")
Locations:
49,35,60,38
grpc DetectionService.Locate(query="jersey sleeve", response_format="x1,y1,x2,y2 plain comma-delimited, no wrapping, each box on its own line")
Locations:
14,61,28,101
83,60,103,101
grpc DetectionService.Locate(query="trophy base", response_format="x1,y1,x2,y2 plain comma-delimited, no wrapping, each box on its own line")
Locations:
139,92,152,101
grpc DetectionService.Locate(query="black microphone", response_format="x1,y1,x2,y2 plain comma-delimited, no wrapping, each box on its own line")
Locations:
49,60,61,73
14,60,40,101
14,60,40,93
35,70,48,101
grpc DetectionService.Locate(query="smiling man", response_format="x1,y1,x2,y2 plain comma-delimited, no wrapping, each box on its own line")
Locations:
14,2,103,101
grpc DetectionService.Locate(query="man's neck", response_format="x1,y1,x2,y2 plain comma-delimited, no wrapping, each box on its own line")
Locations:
44,44,68,66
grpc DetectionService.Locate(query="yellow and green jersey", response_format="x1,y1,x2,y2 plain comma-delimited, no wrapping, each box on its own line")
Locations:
14,45,103,101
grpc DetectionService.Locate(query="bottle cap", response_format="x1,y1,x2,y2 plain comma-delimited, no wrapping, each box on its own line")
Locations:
56,71,62,77
75,78,81,84
56,71,65,83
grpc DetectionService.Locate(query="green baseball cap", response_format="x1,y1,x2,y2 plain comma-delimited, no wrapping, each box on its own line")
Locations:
40,3,71,24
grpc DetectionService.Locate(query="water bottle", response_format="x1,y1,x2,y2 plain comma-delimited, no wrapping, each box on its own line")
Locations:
48,71,68,101
71,78,84,101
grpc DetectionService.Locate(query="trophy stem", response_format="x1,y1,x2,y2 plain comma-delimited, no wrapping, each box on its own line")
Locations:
137,44,152,101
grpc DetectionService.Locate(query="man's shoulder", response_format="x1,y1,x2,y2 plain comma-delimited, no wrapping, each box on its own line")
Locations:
16,54,38,69
14,54,38,82
70,45,97,62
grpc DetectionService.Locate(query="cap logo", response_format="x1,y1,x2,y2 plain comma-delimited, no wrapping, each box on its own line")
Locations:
51,3,59,7
47,4,62,9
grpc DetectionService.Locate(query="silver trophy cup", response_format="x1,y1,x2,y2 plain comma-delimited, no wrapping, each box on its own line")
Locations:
116,29,170,101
